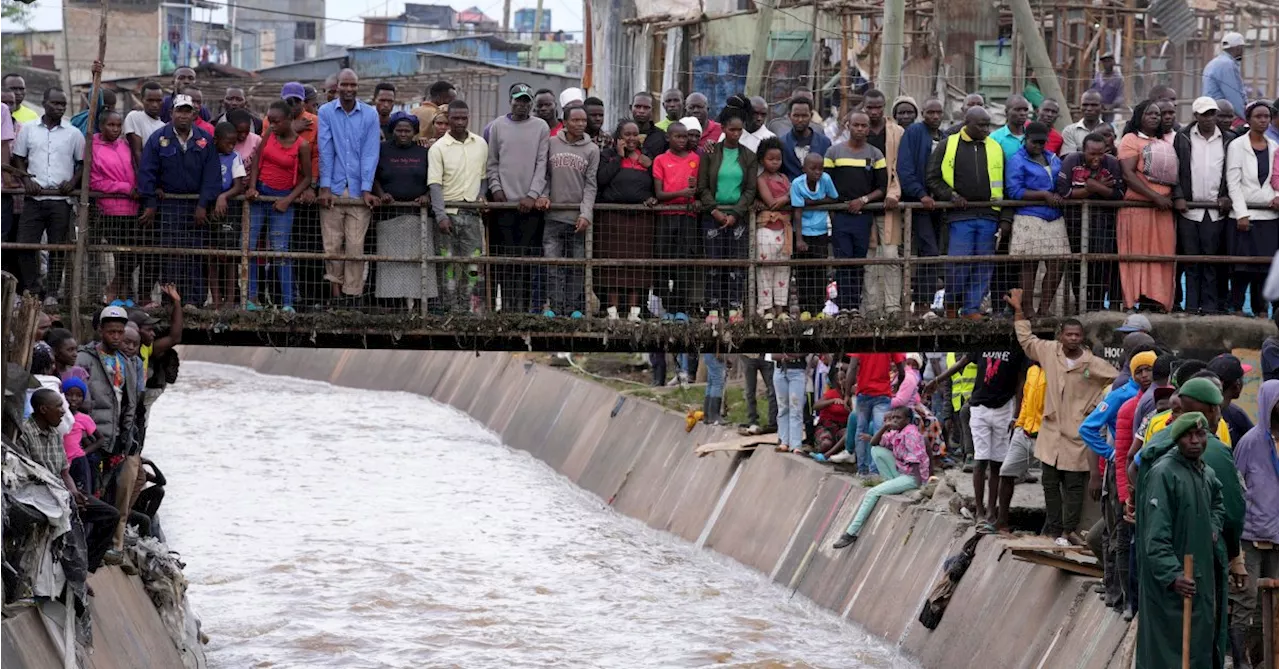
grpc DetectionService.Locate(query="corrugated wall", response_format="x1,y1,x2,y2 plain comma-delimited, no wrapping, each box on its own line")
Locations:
935,0,1001,93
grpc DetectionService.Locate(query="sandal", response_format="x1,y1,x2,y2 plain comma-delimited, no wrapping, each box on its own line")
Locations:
775,444,790,453
976,522,997,535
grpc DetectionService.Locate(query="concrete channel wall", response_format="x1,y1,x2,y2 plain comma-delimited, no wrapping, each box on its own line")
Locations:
2,568,189,669
182,346,1135,669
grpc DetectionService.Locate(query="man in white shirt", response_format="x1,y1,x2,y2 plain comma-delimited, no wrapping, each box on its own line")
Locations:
123,81,166,165
1172,96,1233,313
1060,90,1108,155
12,87,84,299
738,96,776,153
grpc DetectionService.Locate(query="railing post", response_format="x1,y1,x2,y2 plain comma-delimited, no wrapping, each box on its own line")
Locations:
238,198,251,309
419,205,431,317
901,207,913,314
584,216,593,318
746,208,758,318
1078,202,1090,316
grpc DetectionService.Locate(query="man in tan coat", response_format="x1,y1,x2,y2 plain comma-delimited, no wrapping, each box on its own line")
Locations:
1008,288,1118,545
862,89,905,315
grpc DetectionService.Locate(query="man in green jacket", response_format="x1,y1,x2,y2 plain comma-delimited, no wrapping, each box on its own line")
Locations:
1135,411,1225,669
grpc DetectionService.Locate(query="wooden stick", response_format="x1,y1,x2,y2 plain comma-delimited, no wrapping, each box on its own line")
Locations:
69,0,110,342
1182,553,1193,669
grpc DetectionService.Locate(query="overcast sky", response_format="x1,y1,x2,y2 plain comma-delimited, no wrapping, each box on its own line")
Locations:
5,0,584,50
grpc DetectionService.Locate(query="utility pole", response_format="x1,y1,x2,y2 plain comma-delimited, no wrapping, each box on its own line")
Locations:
59,2,73,96
808,0,821,90
744,0,775,98
1008,0,1070,130
503,0,512,31
529,0,545,69
878,0,904,100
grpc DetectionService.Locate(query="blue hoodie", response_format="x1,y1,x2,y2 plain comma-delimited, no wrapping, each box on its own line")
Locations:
1235,379,1278,543
779,127,832,181
1079,378,1141,459
897,120,940,200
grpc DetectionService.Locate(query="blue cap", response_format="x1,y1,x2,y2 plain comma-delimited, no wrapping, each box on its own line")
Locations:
281,82,306,101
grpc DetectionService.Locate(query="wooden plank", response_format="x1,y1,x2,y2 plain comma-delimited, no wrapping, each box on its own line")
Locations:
1009,549,1104,578
694,433,779,456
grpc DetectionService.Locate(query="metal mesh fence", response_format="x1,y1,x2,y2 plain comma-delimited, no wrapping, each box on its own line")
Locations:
4,190,1274,322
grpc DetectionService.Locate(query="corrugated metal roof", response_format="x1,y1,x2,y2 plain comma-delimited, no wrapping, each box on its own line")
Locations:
1149,0,1197,45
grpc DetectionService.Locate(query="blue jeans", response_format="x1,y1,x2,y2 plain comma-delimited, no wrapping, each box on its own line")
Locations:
846,394,891,474
248,184,297,307
947,217,998,315
773,366,807,449
702,354,726,398
831,212,872,310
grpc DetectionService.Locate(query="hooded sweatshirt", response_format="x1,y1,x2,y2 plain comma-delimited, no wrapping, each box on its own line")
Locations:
1235,379,1278,543
545,129,600,225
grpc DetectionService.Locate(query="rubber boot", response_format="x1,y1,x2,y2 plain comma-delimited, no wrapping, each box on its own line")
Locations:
705,395,723,425
1229,628,1251,669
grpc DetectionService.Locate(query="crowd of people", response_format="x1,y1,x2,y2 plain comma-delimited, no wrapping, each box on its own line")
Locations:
1,31,1276,319
681,305,1278,668
13,295,182,581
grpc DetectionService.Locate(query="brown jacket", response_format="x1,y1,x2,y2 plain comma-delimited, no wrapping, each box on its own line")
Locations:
1016,320,1118,471
871,120,905,245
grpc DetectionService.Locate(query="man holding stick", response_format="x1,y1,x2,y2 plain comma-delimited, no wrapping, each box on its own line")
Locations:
1135,411,1228,669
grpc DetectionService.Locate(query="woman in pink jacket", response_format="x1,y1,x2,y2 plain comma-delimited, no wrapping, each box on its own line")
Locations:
90,110,139,304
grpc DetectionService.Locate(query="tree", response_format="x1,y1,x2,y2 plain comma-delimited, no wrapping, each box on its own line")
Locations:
1,0,36,69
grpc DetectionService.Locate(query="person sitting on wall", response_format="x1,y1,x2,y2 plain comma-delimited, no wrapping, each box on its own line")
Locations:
832,406,931,549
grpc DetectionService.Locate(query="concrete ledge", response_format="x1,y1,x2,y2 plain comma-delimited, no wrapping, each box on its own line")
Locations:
180,346,1135,668
1,567,190,669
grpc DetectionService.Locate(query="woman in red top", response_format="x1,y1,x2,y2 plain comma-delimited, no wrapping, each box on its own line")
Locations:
245,100,312,312
812,366,850,459
754,137,792,318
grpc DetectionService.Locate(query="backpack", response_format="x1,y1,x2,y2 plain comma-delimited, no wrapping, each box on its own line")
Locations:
1139,137,1178,187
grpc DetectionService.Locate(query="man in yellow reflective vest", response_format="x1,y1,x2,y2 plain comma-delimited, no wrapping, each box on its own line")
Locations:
924,106,1005,320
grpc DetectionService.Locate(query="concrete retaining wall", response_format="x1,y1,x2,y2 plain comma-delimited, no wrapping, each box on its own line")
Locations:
183,346,1136,669
2,568,189,669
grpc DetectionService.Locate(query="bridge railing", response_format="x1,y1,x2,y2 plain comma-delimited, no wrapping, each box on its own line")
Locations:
1,190,1274,323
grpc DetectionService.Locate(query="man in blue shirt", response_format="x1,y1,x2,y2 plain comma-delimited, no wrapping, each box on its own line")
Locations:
138,94,220,302
779,96,831,181
317,68,381,305
1203,32,1247,123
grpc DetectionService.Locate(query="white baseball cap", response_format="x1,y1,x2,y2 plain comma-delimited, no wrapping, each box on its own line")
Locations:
171,93,195,109
1221,32,1245,49
99,305,129,322
1192,96,1218,115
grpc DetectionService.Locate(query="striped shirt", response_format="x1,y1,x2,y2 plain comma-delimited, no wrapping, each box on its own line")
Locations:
18,416,67,476
822,142,887,201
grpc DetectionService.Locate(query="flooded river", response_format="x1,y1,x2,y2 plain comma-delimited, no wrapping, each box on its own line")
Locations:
151,362,916,669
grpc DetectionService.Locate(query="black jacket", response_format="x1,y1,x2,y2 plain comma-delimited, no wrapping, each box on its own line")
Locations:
636,122,668,159
925,133,1000,222
1171,124,1235,208
596,147,654,204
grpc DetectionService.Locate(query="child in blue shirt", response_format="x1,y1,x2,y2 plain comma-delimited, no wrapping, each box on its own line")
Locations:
211,122,247,308
789,152,839,317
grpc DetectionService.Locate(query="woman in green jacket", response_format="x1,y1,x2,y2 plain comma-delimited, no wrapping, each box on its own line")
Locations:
696,97,757,320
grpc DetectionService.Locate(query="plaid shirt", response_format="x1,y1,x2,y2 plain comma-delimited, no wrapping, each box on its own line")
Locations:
18,416,67,476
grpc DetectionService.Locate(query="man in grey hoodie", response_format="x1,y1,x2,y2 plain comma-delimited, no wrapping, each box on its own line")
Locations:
486,83,550,312
541,105,599,316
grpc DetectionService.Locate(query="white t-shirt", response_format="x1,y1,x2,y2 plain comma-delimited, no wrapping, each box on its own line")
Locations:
123,110,165,144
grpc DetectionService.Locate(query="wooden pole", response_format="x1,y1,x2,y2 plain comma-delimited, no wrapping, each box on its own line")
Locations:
69,0,110,343
878,0,905,99
1122,0,1136,107
808,0,822,90
582,0,594,92
1182,554,1194,669
840,15,850,121
744,0,776,98
529,0,546,70
1008,0,1070,130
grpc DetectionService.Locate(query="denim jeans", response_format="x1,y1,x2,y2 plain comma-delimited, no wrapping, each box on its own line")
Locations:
249,184,296,307
831,212,872,311
845,446,919,535
541,219,585,314
773,365,807,448
846,394,891,474
702,354,726,399
947,217,997,315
